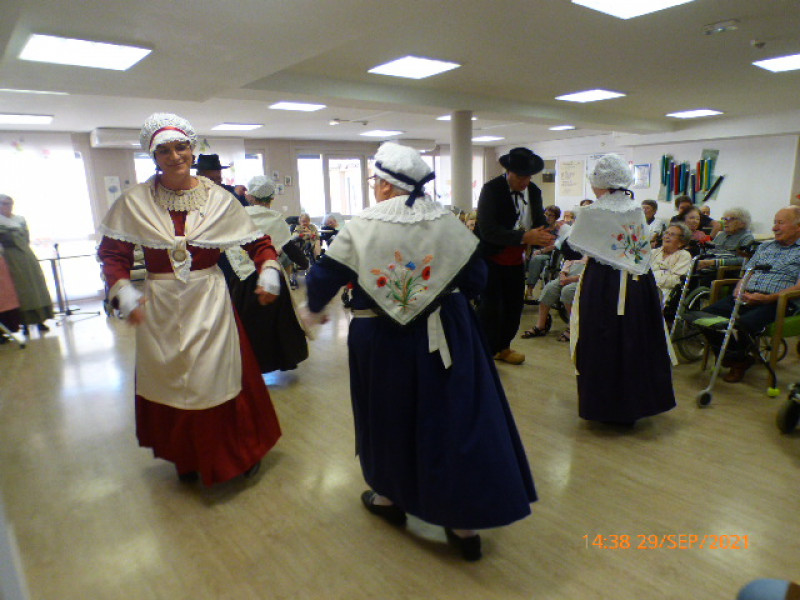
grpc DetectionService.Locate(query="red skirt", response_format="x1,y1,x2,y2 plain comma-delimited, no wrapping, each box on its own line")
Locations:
135,312,281,485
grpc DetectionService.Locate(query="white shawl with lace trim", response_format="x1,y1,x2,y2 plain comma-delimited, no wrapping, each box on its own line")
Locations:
98,176,262,282
325,195,477,327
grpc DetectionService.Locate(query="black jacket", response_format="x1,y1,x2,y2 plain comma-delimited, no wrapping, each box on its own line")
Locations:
476,175,546,256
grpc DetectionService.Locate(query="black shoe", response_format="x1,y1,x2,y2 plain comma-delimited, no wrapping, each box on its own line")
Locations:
360,490,407,526
243,461,261,479
37,323,50,333
178,471,199,483
445,528,482,561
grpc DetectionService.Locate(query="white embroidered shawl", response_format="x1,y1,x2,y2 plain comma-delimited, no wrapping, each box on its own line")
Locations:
98,176,263,282
566,190,651,275
226,206,291,281
325,195,478,326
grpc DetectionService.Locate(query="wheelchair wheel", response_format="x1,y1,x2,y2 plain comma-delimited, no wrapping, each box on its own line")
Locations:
776,396,800,434
759,336,788,363
673,287,710,363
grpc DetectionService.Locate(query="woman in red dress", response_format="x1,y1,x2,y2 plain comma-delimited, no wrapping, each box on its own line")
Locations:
98,113,281,485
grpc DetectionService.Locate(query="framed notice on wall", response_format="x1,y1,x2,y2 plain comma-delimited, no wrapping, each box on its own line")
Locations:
558,160,585,196
633,164,651,189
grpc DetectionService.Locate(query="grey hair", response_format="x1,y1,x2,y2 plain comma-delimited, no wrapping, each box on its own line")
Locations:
667,222,692,246
783,205,800,225
722,207,751,229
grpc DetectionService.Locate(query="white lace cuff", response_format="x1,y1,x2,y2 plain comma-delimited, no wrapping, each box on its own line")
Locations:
114,281,143,318
258,267,281,295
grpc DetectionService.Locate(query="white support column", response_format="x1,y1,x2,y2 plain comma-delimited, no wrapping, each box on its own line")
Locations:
450,110,473,213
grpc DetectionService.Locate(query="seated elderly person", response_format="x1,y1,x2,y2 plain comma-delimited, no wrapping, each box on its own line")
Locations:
691,206,800,383
319,213,341,248
524,204,561,303
521,256,587,341
696,207,755,277
642,199,668,247
291,212,321,258
651,223,692,307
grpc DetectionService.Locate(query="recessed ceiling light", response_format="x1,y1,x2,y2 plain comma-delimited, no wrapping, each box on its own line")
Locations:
0,113,54,125
572,0,695,19
368,56,460,80
556,89,626,103
436,115,477,121
472,136,505,142
360,130,403,137
665,109,723,119
549,125,576,131
19,34,150,71
212,123,263,131
269,101,326,112
702,19,739,35
0,88,68,95
753,53,800,73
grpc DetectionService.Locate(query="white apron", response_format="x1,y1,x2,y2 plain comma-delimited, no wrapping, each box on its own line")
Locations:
135,265,241,410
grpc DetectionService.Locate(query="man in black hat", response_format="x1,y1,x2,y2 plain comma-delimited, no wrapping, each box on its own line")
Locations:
193,154,247,206
476,147,554,365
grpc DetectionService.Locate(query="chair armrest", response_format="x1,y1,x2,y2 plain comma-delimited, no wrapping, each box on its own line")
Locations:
709,278,741,303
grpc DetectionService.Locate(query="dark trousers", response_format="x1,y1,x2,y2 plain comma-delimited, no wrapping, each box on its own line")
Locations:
703,295,779,360
477,262,525,354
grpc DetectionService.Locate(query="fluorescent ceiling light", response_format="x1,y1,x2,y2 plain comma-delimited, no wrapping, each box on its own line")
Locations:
0,113,53,125
472,136,504,142
0,88,68,95
549,125,576,131
269,101,326,112
665,109,723,119
572,0,695,19
212,123,263,131
368,56,460,79
360,130,403,137
436,115,477,121
19,34,150,71
556,89,626,103
753,53,800,73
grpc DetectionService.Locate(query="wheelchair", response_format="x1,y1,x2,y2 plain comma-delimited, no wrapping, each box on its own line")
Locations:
669,244,758,363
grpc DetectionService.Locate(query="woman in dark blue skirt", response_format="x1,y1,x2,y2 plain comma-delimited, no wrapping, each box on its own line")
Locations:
563,154,676,424
305,142,536,561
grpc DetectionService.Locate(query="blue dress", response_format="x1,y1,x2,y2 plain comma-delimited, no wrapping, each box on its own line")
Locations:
307,253,536,529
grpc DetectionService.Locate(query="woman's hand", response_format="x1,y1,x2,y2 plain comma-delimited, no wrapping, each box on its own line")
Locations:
255,288,278,305
128,298,147,325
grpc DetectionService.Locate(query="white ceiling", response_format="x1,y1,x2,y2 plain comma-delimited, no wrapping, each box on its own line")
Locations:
1,0,799,147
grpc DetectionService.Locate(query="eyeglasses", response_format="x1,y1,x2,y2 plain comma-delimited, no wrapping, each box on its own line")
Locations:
721,217,738,222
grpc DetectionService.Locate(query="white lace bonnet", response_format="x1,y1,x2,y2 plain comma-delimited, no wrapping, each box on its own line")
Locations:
588,154,633,190
140,113,197,156
373,142,435,207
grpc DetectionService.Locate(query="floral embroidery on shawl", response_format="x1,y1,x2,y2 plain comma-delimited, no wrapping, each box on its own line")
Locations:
611,224,649,265
370,251,434,310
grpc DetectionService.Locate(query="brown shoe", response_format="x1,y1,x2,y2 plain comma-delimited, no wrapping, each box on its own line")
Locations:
723,357,755,383
494,348,525,365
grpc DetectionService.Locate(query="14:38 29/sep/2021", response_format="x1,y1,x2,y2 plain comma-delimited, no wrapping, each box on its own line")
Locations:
583,534,749,550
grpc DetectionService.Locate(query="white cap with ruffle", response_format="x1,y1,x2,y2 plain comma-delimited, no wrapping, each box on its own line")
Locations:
140,113,197,156
588,154,633,190
247,175,276,200
373,142,435,207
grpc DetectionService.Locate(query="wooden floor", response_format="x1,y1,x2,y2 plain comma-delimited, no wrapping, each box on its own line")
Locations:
1,295,799,600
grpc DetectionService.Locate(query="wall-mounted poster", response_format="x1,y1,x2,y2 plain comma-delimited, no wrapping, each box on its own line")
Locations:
633,164,651,189
558,160,585,196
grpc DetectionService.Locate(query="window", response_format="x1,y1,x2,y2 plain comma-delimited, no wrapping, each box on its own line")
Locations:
235,154,264,187
134,153,156,183
296,154,325,217
328,157,364,215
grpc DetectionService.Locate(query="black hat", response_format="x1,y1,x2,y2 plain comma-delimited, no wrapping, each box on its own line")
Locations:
498,147,544,176
192,154,230,170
